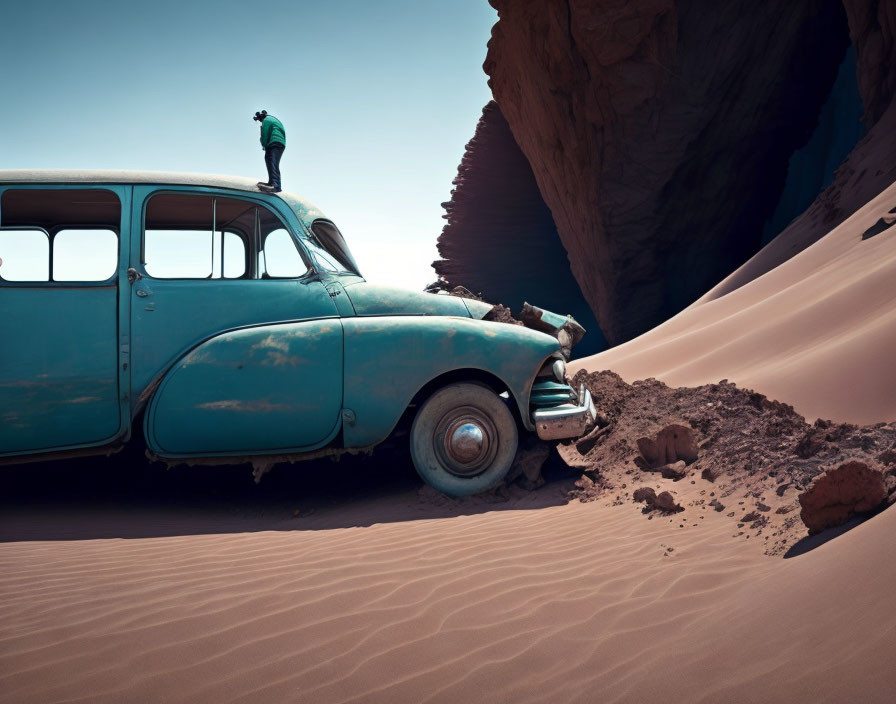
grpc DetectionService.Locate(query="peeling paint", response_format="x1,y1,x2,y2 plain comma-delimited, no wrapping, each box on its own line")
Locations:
181,350,213,368
0,380,52,389
250,334,290,353
195,399,292,412
62,396,104,404
260,352,308,367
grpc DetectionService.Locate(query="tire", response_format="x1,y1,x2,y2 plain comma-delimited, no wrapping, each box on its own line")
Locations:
410,382,519,497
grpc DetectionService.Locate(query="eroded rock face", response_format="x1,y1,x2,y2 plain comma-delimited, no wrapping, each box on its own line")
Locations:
701,2,896,300
798,460,887,534
843,0,896,125
432,101,604,355
482,0,856,344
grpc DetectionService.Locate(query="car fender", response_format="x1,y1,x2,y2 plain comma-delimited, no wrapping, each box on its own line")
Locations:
341,315,560,448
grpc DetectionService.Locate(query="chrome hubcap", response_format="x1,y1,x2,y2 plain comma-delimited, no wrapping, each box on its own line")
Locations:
435,407,497,478
447,422,486,464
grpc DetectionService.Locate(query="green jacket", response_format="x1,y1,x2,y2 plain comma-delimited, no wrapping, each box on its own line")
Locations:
260,115,286,149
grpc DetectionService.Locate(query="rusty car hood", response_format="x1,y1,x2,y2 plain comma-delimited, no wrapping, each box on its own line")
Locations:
340,282,586,359
341,282,474,318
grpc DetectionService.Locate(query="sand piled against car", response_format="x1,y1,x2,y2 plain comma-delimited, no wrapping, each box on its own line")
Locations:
562,369,896,555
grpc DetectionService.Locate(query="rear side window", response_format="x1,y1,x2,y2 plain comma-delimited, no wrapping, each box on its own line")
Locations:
0,229,49,281
144,193,306,280
0,189,120,283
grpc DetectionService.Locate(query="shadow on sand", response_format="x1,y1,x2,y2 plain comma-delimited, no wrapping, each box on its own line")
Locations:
0,445,578,543
783,515,869,558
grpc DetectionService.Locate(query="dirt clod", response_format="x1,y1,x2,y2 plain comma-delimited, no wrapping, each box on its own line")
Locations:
798,461,888,535
482,303,523,326
633,487,656,503
654,491,683,513
702,466,721,482
636,424,698,468
632,486,682,513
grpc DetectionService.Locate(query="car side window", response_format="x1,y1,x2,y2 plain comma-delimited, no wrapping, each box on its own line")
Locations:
0,228,49,281
53,229,118,281
143,192,306,280
259,228,306,278
0,188,121,283
144,193,248,279
256,202,309,279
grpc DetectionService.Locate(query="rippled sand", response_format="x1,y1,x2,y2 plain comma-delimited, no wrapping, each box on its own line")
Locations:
2,488,894,703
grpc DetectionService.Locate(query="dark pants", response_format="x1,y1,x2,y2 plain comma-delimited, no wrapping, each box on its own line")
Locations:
264,143,285,189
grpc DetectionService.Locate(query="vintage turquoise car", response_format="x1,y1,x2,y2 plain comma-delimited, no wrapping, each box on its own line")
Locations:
0,171,595,495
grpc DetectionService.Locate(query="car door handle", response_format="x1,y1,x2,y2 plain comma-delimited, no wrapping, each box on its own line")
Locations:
136,289,149,298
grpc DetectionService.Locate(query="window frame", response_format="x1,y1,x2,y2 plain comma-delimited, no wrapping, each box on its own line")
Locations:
0,186,122,288
139,189,315,282
306,218,360,276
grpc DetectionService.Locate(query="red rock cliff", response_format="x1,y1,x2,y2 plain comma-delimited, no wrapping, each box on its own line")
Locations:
482,0,859,345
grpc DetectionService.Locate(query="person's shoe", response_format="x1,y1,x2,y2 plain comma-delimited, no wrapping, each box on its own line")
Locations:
258,183,280,193
256,181,270,188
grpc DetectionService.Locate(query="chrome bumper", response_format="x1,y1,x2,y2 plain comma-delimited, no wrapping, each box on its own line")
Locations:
532,384,596,441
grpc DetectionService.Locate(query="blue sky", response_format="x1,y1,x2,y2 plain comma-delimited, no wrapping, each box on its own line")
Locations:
0,0,497,290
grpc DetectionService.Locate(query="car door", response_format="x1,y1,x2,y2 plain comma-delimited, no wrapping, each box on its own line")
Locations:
128,187,343,455
0,185,127,456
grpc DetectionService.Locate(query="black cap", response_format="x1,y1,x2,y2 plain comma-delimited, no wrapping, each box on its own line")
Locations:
253,110,268,122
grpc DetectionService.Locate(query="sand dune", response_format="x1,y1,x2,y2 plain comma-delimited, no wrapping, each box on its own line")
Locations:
571,182,896,425
1,485,893,703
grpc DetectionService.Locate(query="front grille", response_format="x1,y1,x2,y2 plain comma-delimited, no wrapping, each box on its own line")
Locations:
529,380,577,409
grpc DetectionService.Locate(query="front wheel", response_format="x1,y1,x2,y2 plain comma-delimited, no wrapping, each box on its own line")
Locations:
410,382,519,497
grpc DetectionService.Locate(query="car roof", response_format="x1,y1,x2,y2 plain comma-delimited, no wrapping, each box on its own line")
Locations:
0,169,327,229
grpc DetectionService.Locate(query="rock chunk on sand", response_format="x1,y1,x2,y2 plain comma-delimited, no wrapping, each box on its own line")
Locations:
654,491,683,512
632,486,683,513
798,461,888,535
658,460,688,480
632,487,656,503
636,424,698,468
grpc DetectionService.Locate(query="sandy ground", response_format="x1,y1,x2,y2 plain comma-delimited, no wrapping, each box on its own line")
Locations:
2,184,895,702
1,461,894,703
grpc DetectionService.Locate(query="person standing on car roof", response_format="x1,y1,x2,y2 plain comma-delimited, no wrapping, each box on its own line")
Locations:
254,110,286,193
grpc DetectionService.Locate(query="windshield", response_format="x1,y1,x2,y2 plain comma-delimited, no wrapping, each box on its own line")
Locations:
305,219,360,275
